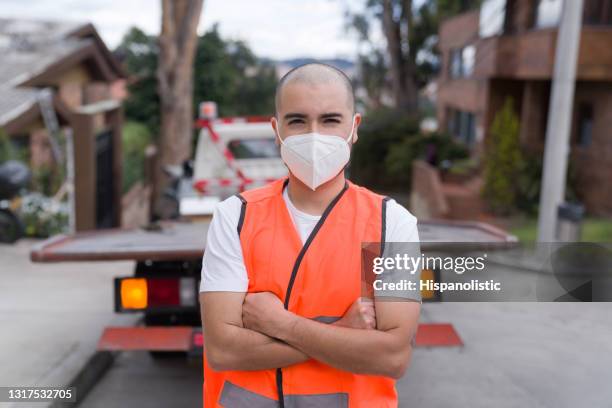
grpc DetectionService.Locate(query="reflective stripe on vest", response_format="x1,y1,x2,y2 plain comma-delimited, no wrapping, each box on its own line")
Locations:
203,177,398,408
220,381,348,408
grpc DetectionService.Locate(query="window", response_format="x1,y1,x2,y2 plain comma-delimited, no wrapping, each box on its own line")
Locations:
448,45,476,79
447,108,477,146
227,138,280,159
479,0,507,37
534,0,562,28
583,0,612,25
576,103,594,147
450,49,462,78
462,45,476,76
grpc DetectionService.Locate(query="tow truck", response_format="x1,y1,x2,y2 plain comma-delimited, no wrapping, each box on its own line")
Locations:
29,103,518,360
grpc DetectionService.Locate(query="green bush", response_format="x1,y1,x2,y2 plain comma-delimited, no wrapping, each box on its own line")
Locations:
0,129,13,163
516,150,579,215
385,132,469,187
350,108,420,188
0,129,29,164
122,121,152,193
20,193,69,238
482,97,524,215
350,107,469,190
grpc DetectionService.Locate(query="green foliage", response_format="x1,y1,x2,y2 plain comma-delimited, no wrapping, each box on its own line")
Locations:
0,129,13,163
448,157,479,176
385,132,469,187
19,193,69,238
509,217,612,243
116,24,278,137
515,150,579,215
122,121,152,193
31,164,63,196
115,27,160,135
0,129,29,163
346,0,482,101
349,108,419,188
482,97,524,214
350,108,468,189
194,26,277,117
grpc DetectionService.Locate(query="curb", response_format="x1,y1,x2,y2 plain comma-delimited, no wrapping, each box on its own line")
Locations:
48,350,118,408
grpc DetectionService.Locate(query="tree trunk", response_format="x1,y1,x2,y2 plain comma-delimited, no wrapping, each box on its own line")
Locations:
154,0,203,219
382,0,418,113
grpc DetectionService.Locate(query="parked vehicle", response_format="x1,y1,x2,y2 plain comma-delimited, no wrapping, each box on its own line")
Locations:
173,102,287,220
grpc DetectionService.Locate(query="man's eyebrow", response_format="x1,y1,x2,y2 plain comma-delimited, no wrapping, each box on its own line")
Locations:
283,112,307,120
320,112,344,119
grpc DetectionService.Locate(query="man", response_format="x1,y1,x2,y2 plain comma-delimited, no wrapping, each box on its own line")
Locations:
199,62,421,407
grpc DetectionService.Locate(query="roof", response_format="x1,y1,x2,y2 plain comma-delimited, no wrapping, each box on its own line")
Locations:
0,18,125,128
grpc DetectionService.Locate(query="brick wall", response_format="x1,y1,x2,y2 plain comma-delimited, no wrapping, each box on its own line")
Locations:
571,82,612,215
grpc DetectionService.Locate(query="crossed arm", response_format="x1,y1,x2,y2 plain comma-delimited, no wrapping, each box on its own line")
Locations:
200,291,420,379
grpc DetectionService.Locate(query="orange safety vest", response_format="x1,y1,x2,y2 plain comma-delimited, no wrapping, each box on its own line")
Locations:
203,177,397,407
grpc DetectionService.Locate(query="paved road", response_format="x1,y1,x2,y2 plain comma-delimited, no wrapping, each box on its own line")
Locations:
0,239,137,408
80,352,202,407
79,302,612,408
2,240,611,407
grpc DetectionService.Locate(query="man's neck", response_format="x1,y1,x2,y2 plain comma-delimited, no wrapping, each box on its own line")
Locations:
286,173,346,216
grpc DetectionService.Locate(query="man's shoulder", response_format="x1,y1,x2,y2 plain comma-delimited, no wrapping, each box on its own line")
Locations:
348,182,417,223
386,199,417,225
212,195,243,221
240,178,286,203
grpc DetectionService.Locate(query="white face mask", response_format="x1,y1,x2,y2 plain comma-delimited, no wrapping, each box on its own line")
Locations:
276,115,356,190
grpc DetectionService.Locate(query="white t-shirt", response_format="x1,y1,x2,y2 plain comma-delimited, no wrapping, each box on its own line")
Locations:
199,185,419,293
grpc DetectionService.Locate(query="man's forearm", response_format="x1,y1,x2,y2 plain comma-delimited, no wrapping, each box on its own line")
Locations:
205,322,309,371
270,313,411,378
207,317,347,371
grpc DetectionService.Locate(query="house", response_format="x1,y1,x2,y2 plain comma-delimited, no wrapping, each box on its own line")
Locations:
436,0,612,215
0,18,127,230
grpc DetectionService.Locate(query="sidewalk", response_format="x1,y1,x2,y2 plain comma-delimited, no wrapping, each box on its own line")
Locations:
0,239,138,407
398,302,612,407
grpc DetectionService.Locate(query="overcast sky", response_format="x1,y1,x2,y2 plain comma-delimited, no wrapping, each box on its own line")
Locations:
1,0,385,60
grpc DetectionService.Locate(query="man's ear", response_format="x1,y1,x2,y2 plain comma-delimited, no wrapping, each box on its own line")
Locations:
271,116,280,146
351,113,362,144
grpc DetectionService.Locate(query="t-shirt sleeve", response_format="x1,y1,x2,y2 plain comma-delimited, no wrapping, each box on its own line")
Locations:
386,199,419,243
375,199,422,303
199,196,249,292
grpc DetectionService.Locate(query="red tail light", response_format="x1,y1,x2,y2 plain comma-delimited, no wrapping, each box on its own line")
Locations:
115,277,197,311
147,278,180,306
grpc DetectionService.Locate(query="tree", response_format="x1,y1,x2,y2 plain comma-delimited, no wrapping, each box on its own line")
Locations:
115,27,160,135
381,0,419,112
156,0,204,214
192,26,277,117
346,0,480,112
116,25,277,133
482,97,524,214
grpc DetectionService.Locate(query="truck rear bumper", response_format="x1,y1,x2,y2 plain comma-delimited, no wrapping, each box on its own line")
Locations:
96,323,461,355
97,326,203,357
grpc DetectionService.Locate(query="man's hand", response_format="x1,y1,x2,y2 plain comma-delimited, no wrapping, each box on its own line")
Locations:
334,297,376,329
201,292,309,371
242,292,289,337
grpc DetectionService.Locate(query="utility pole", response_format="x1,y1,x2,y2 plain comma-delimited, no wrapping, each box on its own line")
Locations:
537,0,583,242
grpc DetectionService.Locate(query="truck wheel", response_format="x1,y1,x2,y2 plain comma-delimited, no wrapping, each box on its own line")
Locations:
0,210,23,243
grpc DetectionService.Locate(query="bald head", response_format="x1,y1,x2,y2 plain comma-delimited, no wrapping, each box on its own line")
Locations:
275,62,355,115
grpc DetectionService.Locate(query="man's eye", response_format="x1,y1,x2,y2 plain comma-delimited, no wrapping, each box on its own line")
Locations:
288,120,304,125
324,119,341,123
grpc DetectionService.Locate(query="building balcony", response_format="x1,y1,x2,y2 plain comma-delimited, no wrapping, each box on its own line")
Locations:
474,26,612,80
